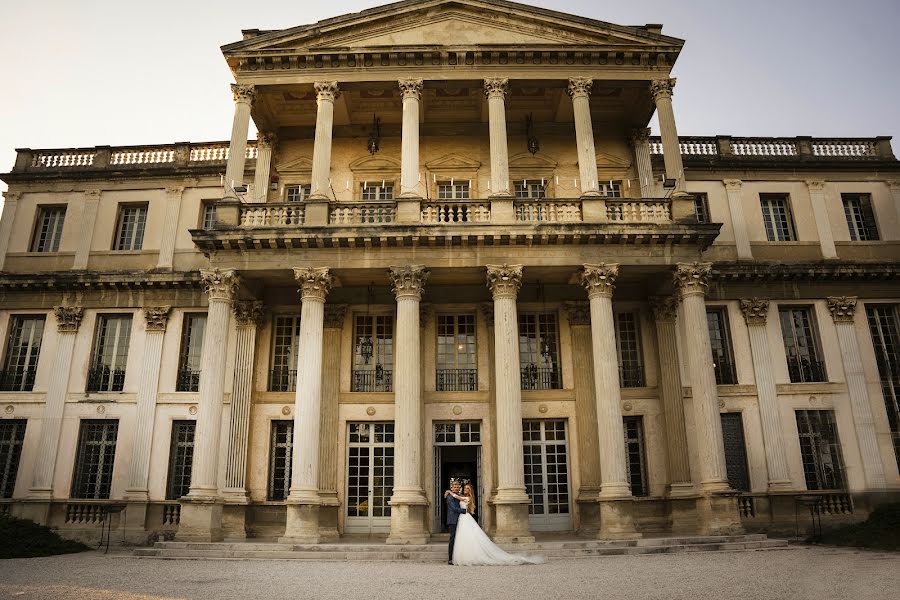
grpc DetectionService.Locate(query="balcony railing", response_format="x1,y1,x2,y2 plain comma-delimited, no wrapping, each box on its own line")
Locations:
520,365,560,390
787,356,827,383
0,368,37,392
331,202,395,224
713,357,738,385
86,366,126,392
241,204,305,227
352,368,393,392
649,135,893,161
606,199,670,223
269,368,297,392
436,369,478,392
176,369,201,393
422,201,490,224
514,200,582,222
619,365,646,388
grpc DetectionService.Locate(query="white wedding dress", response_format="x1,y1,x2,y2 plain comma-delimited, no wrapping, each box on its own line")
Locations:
452,500,545,566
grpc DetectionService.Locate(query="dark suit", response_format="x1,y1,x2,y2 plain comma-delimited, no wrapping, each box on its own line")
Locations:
446,494,467,563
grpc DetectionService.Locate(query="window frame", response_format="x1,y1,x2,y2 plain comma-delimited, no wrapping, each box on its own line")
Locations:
841,193,879,241
351,314,394,392
865,303,900,469
1,314,45,392
176,313,206,392
518,312,561,390
87,314,132,392
0,419,27,498
360,182,395,202
706,307,738,385
778,305,827,383
285,184,312,203
200,202,217,230
165,420,195,500
759,194,797,242
599,181,623,198
70,419,119,499
795,409,847,491
514,180,547,199
436,181,471,200
268,420,294,501
435,314,477,391
614,311,645,388
30,205,66,253
693,193,711,224
113,203,148,251
623,415,649,497
269,315,301,392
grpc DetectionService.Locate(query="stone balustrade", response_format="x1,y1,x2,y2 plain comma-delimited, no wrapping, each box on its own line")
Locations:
606,199,671,223
64,501,109,524
330,202,396,224
649,135,893,160
110,148,176,165
15,142,258,172
514,200,582,222
30,150,95,168
240,203,306,226
422,201,490,224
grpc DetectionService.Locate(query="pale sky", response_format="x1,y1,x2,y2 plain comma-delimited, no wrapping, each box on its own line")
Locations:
2,0,899,197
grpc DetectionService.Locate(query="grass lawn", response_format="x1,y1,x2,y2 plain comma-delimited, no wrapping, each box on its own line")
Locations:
814,502,900,552
0,514,90,559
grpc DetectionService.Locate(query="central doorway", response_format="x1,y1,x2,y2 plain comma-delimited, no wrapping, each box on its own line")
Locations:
433,421,482,533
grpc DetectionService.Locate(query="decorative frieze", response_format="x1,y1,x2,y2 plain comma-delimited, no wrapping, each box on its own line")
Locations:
398,78,423,100
485,264,523,299
314,81,340,102
200,268,240,302
231,83,257,105
323,304,348,329
827,296,858,323
581,263,618,299
388,265,430,300
483,78,509,99
143,306,171,332
649,77,676,101
563,301,591,326
294,267,333,302
649,295,679,322
53,306,83,333
567,77,593,99
739,298,770,325
232,300,267,327
673,262,712,297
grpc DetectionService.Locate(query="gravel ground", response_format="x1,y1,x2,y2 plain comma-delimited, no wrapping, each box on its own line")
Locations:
0,546,897,600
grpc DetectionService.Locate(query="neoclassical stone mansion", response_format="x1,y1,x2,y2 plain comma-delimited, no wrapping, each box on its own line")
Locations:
0,0,898,544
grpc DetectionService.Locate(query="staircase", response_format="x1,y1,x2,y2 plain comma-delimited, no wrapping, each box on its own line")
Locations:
133,534,789,561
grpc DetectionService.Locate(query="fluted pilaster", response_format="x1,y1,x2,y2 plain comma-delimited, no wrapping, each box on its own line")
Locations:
723,180,752,260
157,187,184,269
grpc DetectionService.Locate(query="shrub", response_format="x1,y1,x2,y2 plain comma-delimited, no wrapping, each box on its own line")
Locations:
0,514,90,559
815,503,900,552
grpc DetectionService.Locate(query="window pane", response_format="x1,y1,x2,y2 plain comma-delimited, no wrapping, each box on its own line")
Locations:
707,308,737,385
615,312,645,387
268,421,293,501
866,304,900,469
436,314,477,391
270,316,301,392
842,194,879,241
720,413,750,492
166,421,195,500
0,420,27,498
693,194,710,223
31,207,66,252
71,420,119,499
519,313,560,390
115,205,148,251
352,315,393,392
1,315,45,391
760,195,796,241
795,410,846,490
176,314,206,392
88,315,132,392
779,307,826,383
623,416,648,496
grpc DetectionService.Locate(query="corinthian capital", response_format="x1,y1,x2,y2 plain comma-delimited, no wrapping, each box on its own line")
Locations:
257,132,278,149
485,264,523,299
581,263,619,299
567,77,593,99
563,301,591,326
649,295,679,322
232,300,267,327
201,268,240,302
294,267,333,302
739,298,770,325
649,78,676,101
805,179,826,193
53,306,83,333
389,265,430,300
398,79,424,100
826,296,858,323
673,262,712,297
483,78,509,100
314,81,340,102
143,306,171,332
628,127,651,147
324,304,347,329
231,83,257,105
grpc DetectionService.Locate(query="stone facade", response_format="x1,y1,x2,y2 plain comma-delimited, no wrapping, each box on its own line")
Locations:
0,1,898,544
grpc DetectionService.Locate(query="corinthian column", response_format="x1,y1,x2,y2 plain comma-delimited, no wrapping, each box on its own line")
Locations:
649,78,684,191
178,268,239,542
252,133,277,203
486,264,533,542
827,296,886,489
629,128,654,198
224,84,256,196
484,79,511,197
739,299,792,491
385,265,429,544
568,77,600,197
281,268,332,544
398,79,423,198
310,82,339,199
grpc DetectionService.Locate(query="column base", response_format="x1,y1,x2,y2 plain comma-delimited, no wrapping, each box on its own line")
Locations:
695,493,744,536
492,500,533,543
669,496,700,534
279,503,321,544
318,495,341,540
123,501,150,545
598,499,642,539
222,504,249,541
767,480,795,493
386,500,429,545
668,482,698,498
176,499,224,542
576,489,601,536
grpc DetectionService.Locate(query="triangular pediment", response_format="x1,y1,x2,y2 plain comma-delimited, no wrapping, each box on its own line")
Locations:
509,152,558,169
225,1,683,54
425,153,482,171
274,155,313,173
596,151,631,168
349,154,402,172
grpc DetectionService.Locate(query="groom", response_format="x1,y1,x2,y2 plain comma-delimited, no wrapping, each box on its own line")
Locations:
445,479,467,565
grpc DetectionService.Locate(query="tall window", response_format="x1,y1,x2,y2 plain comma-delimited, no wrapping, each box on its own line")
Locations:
0,420,26,498
623,416,648,497
361,182,394,201
1,315,45,391
176,314,206,392
707,308,737,385
269,316,301,392
165,421,195,500
114,204,148,250
866,304,900,468
437,181,470,199
778,307,826,383
760,194,796,241
87,315,132,392
285,184,312,202
352,315,393,392
31,206,66,252
599,181,622,198
519,313,560,390
693,193,710,223
436,315,477,391
268,420,293,501
514,181,546,199
71,419,119,499
615,312,645,387
201,203,217,230
720,413,751,492
796,410,846,490
842,193,879,241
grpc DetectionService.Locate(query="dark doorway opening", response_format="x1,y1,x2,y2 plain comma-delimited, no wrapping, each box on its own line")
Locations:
438,445,479,532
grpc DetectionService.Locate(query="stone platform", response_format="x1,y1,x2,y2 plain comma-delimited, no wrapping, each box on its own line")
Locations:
133,533,789,561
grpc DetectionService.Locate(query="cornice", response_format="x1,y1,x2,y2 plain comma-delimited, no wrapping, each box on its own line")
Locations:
0,272,202,291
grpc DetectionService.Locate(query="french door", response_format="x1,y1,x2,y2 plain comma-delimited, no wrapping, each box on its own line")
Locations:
345,422,394,534
523,419,572,531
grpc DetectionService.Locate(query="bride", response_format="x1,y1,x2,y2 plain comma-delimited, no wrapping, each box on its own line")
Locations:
447,483,545,566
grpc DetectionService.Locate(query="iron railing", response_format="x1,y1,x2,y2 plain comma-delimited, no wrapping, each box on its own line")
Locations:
176,369,201,392
520,365,560,390
0,368,37,392
436,369,478,392
619,365,646,388
787,357,827,383
268,368,297,392
352,368,393,392
714,357,738,385
86,366,126,392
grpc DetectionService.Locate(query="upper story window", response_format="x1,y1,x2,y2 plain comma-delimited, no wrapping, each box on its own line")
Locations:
865,304,900,469
31,206,66,253
693,193,711,223
286,184,312,202
519,312,560,390
0,315,45,392
87,314,132,392
352,315,393,392
437,181,471,200
201,202,217,230
760,194,796,241
796,410,846,490
706,308,737,385
114,204,148,251
514,181,546,199
270,316,301,392
615,311,645,387
361,182,394,201
599,181,623,198
842,193,879,241
176,314,206,392
436,314,477,392
71,419,119,499
778,306,826,383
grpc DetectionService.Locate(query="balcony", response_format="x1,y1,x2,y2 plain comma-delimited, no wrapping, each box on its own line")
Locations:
176,369,201,393
787,356,827,383
713,356,738,385
86,366,126,392
520,365,560,390
269,368,297,392
618,365,646,388
436,369,478,392
352,368,393,392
